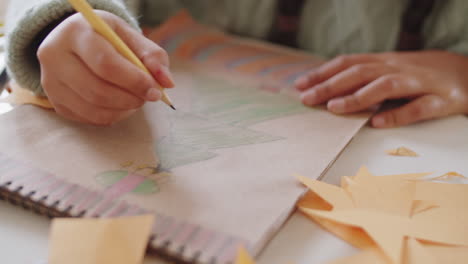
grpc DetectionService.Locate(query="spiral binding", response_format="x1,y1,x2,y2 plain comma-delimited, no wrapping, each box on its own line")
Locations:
0,152,246,264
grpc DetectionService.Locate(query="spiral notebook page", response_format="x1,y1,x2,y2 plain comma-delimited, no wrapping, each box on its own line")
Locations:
0,12,369,264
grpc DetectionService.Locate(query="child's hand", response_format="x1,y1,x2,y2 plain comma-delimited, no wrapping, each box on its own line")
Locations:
37,11,174,125
295,51,468,128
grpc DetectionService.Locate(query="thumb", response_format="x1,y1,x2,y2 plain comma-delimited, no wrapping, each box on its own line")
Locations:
106,13,175,88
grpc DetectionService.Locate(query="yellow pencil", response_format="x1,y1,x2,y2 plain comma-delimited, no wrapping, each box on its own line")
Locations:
67,0,176,110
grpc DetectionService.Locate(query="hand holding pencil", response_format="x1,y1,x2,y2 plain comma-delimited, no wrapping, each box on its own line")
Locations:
36,1,175,125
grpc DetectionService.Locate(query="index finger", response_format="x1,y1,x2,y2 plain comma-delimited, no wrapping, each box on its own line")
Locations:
72,31,160,101
295,54,380,91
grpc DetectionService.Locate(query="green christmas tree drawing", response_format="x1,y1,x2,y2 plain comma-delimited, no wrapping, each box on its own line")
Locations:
156,74,309,170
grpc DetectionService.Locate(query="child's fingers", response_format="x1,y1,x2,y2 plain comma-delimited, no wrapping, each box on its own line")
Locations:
327,74,423,114
295,54,380,91
57,54,146,110
371,95,447,128
53,102,93,124
50,81,131,126
45,77,134,125
72,31,161,101
112,17,175,88
300,63,396,106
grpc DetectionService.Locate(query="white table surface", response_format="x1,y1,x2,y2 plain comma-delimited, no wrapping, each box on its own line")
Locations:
1,110,467,264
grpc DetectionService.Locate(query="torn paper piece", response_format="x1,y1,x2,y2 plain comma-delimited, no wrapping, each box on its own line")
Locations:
386,147,419,157
2,81,53,109
404,238,436,264
410,200,438,216
296,174,354,210
49,215,155,264
431,172,467,182
423,243,468,264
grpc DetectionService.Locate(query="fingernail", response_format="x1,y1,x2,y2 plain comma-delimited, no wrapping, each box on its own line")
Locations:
162,67,175,88
372,116,386,127
328,99,345,113
146,88,161,101
301,90,318,106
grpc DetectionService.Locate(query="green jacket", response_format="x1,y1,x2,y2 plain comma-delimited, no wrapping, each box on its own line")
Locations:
6,0,468,94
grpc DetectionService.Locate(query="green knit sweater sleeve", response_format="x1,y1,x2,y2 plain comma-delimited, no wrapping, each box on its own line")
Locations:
5,0,140,95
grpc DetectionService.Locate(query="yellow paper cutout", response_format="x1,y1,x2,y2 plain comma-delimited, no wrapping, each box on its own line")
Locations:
351,166,373,182
297,192,374,249
49,215,155,264
386,147,419,157
303,208,409,263
328,248,389,264
297,167,468,264
414,180,468,209
423,243,468,264
344,175,416,217
380,172,432,181
2,81,53,109
296,174,353,210
235,246,256,264
410,200,438,216
432,171,466,181
404,238,436,264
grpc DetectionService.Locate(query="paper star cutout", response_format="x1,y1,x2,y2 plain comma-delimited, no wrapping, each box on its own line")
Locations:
297,166,468,264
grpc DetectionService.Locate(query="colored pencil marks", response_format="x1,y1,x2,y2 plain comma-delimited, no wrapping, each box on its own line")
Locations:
146,12,319,170
145,12,323,87
155,73,309,170
95,164,171,198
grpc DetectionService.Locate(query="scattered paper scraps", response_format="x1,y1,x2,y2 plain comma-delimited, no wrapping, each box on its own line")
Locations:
430,171,467,182
48,215,155,264
296,167,468,264
385,147,418,157
1,81,53,109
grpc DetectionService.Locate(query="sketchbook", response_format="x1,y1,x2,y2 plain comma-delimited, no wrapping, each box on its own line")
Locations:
0,12,368,264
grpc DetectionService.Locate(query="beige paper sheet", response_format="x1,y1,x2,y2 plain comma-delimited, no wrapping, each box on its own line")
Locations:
0,62,368,255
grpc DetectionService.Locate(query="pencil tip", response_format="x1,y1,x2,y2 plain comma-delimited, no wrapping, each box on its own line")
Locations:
170,105,176,110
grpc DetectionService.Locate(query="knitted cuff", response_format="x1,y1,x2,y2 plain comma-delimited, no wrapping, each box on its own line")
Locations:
6,0,140,96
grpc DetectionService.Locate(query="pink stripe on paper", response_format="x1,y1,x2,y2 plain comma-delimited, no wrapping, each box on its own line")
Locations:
121,205,148,216
152,214,172,235
154,219,179,246
104,173,146,200
57,185,88,211
86,197,116,217
172,223,198,247
185,228,215,256
166,223,199,255
71,191,103,216
44,183,77,207
20,176,59,198
114,204,140,216
104,201,129,217
198,233,227,263
36,177,64,195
